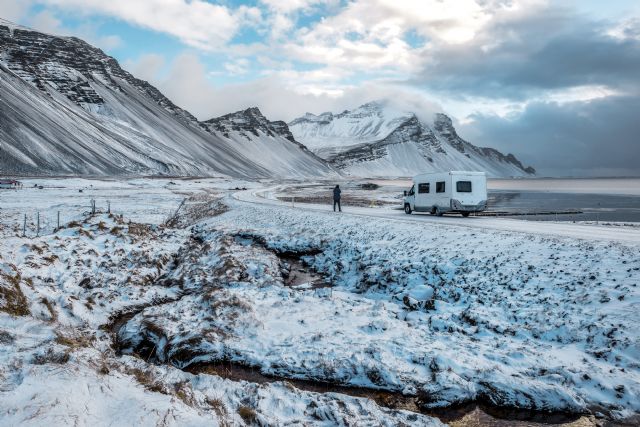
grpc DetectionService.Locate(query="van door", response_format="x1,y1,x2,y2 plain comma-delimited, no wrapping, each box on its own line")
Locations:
435,180,448,208
406,184,416,209
415,182,430,211
454,179,473,205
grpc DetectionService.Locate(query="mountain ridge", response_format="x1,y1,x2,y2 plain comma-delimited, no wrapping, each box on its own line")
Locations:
0,19,335,178
289,101,535,177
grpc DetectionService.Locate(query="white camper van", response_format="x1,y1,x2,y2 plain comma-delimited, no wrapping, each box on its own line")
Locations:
403,171,487,217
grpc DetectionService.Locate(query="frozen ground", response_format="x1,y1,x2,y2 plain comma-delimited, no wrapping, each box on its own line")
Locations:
1,178,638,426
240,185,640,243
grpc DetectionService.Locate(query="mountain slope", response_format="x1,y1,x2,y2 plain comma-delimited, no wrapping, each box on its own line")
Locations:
289,101,535,177
0,19,334,178
202,108,336,178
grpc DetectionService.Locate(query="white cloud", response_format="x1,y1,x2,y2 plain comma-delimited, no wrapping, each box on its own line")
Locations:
25,9,122,52
223,58,250,75
0,0,32,21
30,9,62,33
606,17,640,41
34,0,261,50
142,52,443,123
260,0,336,14
97,34,122,50
123,53,166,82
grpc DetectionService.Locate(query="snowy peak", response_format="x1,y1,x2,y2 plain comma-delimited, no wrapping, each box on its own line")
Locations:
203,107,296,143
0,20,197,123
288,100,413,153
289,101,535,177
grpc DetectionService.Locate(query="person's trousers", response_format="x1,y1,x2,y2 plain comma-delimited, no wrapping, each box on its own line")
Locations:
333,200,341,212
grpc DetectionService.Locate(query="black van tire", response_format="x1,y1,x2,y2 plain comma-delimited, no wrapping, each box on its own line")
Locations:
462,212,470,217
435,207,443,217
404,204,412,214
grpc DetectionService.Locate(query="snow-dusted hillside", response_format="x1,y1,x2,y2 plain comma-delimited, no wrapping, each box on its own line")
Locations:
0,19,334,178
289,101,535,178
202,108,337,178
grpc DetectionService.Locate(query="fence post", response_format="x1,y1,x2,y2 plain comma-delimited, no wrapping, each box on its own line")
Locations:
36,212,40,237
57,211,60,230
107,201,111,214
22,214,26,237
91,199,96,215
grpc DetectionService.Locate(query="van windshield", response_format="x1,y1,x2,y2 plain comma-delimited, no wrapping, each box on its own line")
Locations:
456,181,472,192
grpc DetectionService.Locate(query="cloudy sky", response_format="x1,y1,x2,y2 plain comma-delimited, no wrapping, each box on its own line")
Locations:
2,0,639,176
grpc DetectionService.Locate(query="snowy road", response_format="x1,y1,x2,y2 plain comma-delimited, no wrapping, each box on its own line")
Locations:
234,186,640,245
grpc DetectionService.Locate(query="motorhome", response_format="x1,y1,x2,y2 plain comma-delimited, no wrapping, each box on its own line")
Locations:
403,171,487,217
0,179,21,190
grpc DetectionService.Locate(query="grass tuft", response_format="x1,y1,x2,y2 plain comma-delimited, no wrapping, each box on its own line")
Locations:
237,405,257,425
0,269,30,316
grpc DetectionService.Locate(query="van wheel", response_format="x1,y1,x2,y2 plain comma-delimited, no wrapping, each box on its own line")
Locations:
461,212,470,217
435,207,443,217
430,207,436,215
404,204,412,214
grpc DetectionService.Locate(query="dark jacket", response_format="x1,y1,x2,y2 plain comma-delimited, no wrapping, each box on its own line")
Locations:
333,187,341,201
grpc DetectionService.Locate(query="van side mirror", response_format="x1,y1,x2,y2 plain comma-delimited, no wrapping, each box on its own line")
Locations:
403,190,407,196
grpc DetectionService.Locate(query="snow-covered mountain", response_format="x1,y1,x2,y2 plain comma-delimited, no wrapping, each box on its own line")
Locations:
202,108,334,177
289,101,535,177
0,19,335,178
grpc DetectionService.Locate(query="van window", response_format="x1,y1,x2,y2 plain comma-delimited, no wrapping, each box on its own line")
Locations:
408,185,415,196
456,181,472,192
418,183,430,193
436,181,446,193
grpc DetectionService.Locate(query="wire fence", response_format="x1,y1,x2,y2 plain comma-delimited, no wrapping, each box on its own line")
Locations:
2,198,114,238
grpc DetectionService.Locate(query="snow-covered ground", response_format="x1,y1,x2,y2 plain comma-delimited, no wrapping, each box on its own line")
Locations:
237,185,640,243
1,178,638,426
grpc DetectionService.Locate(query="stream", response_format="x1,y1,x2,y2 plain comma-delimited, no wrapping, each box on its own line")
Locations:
104,241,606,427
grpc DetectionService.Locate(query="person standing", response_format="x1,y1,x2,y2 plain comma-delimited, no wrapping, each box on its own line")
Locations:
333,185,342,212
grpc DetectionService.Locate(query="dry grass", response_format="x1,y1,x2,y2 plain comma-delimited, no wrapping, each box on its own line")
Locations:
128,222,152,237
165,192,228,228
54,331,93,350
32,348,70,365
210,295,252,313
78,228,93,239
0,270,30,316
128,367,167,394
42,254,59,264
206,396,230,426
237,405,258,425
29,244,45,255
174,381,197,407
41,297,57,322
